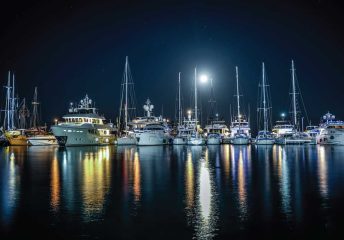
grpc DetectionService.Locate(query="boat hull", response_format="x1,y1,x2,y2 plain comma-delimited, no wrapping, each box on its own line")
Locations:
231,137,250,145
187,137,205,145
207,138,221,145
28,136,58,146
136,132,168,146
173,137,187,145
117,137,137,145
255,138,275,145
5,132,28,146
51,125,115,146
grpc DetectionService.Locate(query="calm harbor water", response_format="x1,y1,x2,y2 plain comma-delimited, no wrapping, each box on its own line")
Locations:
1,145,344,239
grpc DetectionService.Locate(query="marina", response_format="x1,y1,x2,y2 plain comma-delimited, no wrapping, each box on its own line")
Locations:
0,60,344,146
1,1,344,239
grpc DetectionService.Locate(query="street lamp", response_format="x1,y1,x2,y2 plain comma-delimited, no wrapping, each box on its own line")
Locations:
281,113,286,121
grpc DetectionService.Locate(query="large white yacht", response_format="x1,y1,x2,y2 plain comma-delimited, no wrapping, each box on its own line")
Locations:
130,98,170,146
317,112,344,145
230,66,251,145
51,95,115,146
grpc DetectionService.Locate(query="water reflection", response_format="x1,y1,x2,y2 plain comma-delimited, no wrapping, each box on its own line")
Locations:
184,146,218,239
273,146,291,219
0,148,21,226
58,146,112,221
230,146,250,222
117,146,142,216
50,150,60,213
317,146,328,200
185,149,194,215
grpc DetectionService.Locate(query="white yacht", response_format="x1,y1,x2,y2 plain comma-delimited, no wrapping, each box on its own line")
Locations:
255,62,274,145
317,112,344,145
117,56,137,145
51,95,116,146
204,120,229,144
272,120,294,138
304,125,319,144
206,133,222,145
131,99,170,146
230,66,251,145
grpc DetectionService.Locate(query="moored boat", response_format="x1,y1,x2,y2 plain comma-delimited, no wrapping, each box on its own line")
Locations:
51,94,116,146
317,112,344,145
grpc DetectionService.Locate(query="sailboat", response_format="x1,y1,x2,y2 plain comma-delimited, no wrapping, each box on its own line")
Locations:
255,62,275,145
187,68,205,145
230,66,251,145
173,72,187,145
27,87,58,146
204,78,223,145
117,56,137,145
275,60,310,144
3,71,29,146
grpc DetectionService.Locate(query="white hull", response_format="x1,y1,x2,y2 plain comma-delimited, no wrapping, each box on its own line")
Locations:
51,125,115,146
255,138,275,145
276,137,310,145
173,137,187,145
187,137,205,145
136,132,168,146
317,130,344,145
207,138,221,145
117,136,137,145
28,136,58,146
231,137,250,145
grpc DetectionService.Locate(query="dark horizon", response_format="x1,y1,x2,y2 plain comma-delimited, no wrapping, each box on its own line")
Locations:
1,0,344,130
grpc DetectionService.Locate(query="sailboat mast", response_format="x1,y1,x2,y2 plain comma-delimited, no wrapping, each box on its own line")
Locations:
124,56,128,130
291,60,297,127
32,87,39,128
178,72,181,126
4,71,11,130
235,66,240,128
11,73,15,129
194,67,198,134
262,62,267,132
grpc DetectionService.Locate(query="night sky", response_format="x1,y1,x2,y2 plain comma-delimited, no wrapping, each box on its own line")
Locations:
1,0,344,130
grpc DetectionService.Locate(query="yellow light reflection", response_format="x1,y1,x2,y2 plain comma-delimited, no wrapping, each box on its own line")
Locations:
81,146,111,220
50,155,60,212
133,151,141,203
185,150,194,210
222,145,230,180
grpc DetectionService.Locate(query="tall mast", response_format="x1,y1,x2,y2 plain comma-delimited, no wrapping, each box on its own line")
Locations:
178,72,181,125
235,66,240,128
4,71,11,130
262,62,267,132
11,73,15,129
31,87,39,128
291,60,297,127
194,67,198,134
124,56,128,131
